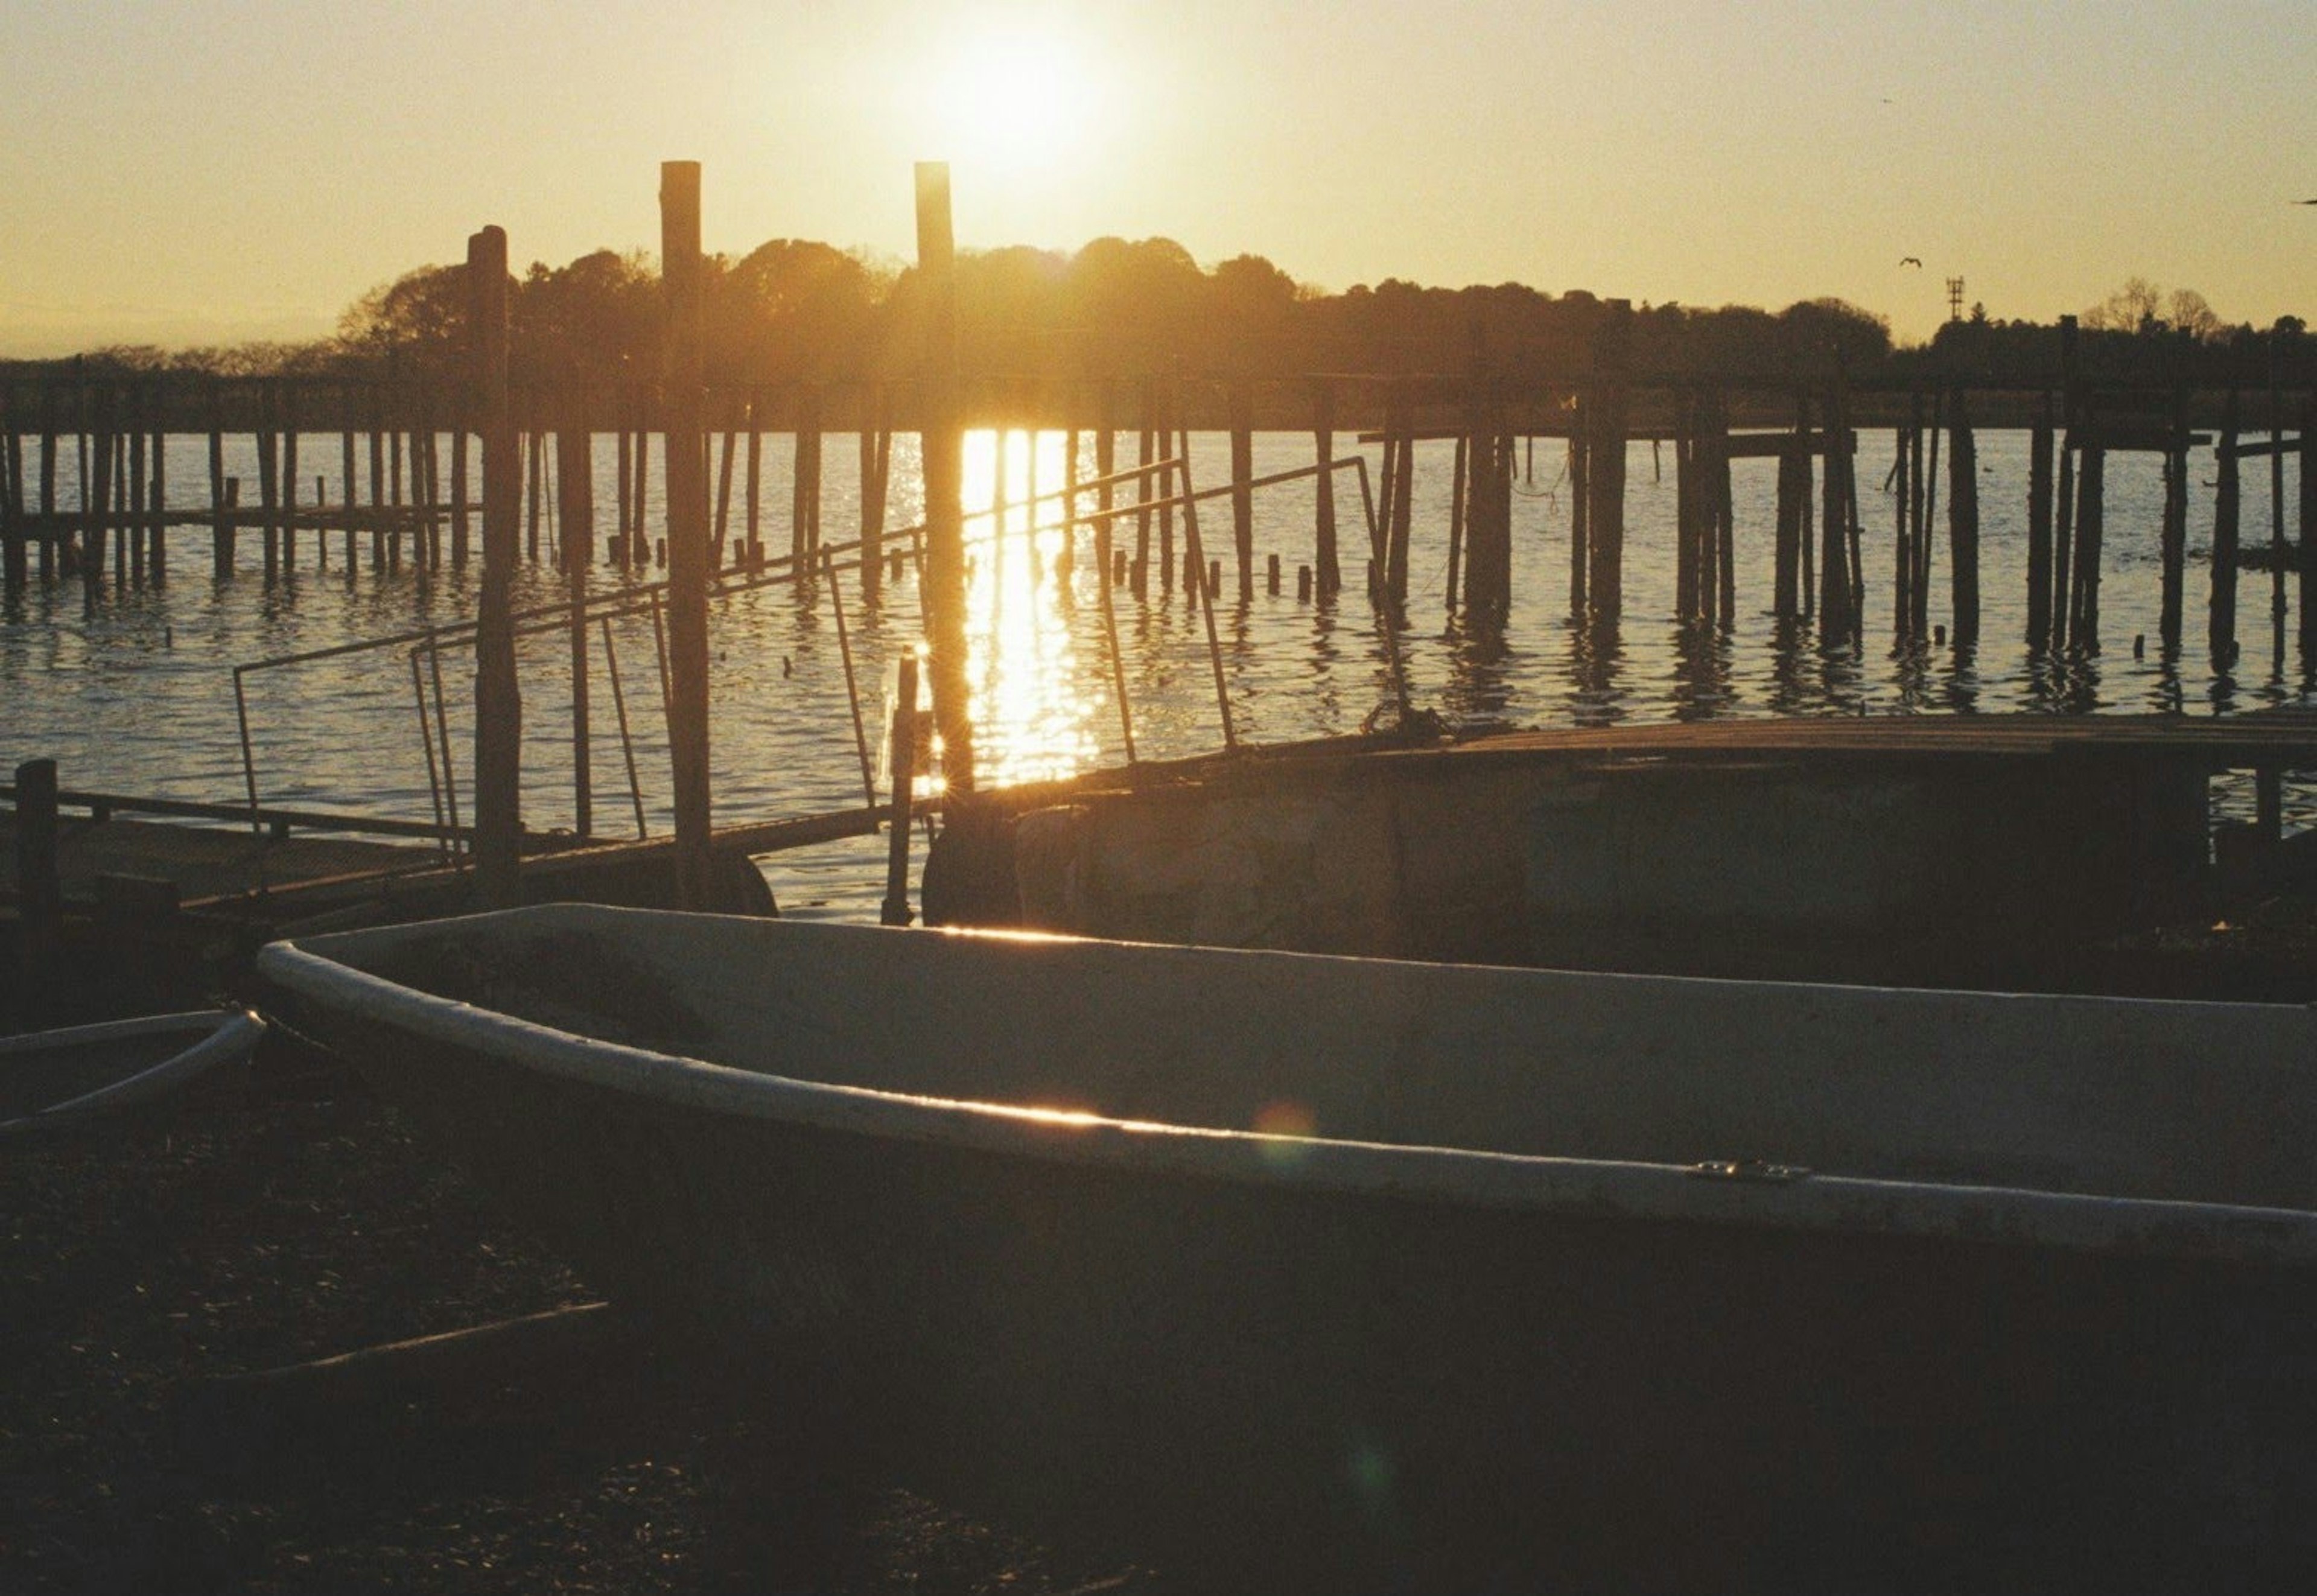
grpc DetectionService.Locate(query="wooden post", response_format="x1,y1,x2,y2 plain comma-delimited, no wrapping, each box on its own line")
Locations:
149,418,167,582
450,425,471,567
1134,378,1155,590
882,652,920,926
0,396,21,590
280,393,300,576
367,410,386,571
1228,378,1254,599
1773,397,1807,620
632,424,652,571
1568,390,1591,618
255,398,279,583
2271,367,2290,643
792,388,822,561
1447,433,1469,613
712,425,735,571
1311,378,1338,596
1893,403,1915,646
1157,390,1177,593
2072,443,2106,655
915,164,972,796
2301,392,2316,667
14,758,61,1024
2026,399,2054,652
663,162,714,905
2052,437,2076,652
2158,387,2188,658
1819,372,1857,647
1948,389,1978,651
340,422,358,571
1091,383,1117,597
85,389,113,606
127,422,148,585
1586,304,1632,630
470,225,524,908
205,415,230,579
558,424,593,838
2052,316,2079,653
614,419,632,566
1677,396,1701,622
1384,388,1413,608
2211,388,2242,670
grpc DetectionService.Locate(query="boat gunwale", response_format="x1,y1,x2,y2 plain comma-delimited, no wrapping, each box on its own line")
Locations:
255,910,2317,1268
0,1008,266,1133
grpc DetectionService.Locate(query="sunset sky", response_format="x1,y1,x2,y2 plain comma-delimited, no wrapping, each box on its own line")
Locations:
4,0,2310,357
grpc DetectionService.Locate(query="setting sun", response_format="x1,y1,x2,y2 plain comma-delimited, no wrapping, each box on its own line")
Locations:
927,28,1101,175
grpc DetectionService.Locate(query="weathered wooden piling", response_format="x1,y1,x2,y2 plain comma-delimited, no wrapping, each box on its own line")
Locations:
792,388,823,561
1818,372,1858,647
1133,378,1155,591
2211,389,2242,669
2052,437,2076,653
281,404,302,576
1311,378,1339,596
1585,305,1632,629
1,401,21,590
1711,393,1734,626
2303,392,2317,665
2158,389,2188,657
151,419,168,582
558,422,594,838
1568,392,1591,618
915,161,973,798
37,409,55,583
1446,434,1469,612
2026,401,2054,651
2071,442,2106,655
1773,398,1810,620
1228,378,1254,599
84,391,113,606
469,224,523,909
661,162,715,905
1948,389,1979,652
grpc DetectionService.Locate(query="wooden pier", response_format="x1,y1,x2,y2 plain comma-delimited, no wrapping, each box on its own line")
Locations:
0,763,893,1026
6,161,2315,1024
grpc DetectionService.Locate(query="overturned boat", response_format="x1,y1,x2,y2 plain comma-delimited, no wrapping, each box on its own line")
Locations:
259,905,2317,1591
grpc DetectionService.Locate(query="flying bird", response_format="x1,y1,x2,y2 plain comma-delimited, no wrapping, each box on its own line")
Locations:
1899,256,1923,268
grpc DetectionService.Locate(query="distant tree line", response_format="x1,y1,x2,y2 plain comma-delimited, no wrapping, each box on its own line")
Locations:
11,246,2307,393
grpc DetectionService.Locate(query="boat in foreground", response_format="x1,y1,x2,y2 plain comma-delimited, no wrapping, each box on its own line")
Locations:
0,1008,265,1142
259,905,2317,1591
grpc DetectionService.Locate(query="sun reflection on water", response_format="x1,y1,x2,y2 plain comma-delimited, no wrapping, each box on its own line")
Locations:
958,427,1104,790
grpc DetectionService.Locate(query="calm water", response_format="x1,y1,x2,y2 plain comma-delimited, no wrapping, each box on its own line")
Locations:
2,428,2309,920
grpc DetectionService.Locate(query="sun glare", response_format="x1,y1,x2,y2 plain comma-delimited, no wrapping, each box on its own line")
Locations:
930,30,1097,175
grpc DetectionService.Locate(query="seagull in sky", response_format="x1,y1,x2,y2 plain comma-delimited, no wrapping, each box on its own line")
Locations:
1899,256,1923,268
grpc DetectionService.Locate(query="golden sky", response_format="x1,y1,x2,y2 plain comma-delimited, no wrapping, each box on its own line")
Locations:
3,0,2310,355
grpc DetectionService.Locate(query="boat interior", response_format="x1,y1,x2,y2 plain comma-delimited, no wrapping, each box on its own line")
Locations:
320,905,2317,1212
